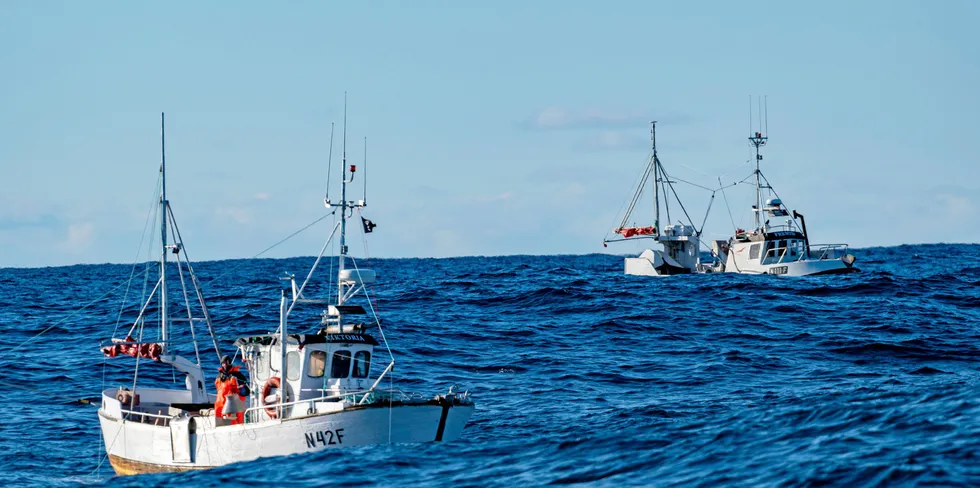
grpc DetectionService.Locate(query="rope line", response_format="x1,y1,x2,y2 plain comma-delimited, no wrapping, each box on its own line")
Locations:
618,150,656,231
608,150,655,237
0,281,131,360
205,211,336,287
669,175,717,193
355,208,381,316
698,192,716,236
658,166,697,231
112,174,161,339
719,178,738,233
1,212,335,362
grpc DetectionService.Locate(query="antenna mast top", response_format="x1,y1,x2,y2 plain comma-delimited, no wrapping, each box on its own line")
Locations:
749,96,769,230
650,120,657,153
325,92,366,304
650,121,661,237
748,95,768,152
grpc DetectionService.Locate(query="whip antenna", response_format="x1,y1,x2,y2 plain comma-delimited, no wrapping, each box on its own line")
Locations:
764,95,769,137
758,96,763,134
342,92,347,178
325,122,335,201
363,136,368,204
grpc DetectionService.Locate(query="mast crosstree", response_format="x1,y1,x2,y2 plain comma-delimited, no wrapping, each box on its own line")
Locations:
748,95,769,231
325,93,368,306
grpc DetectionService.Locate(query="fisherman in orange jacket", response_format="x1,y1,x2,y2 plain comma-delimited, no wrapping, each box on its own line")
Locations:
214,355,249,424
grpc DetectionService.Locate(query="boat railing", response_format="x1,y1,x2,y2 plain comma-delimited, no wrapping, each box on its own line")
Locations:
113,387,421,427
241,387,419,422
763,245,806,264
764,223,796,233
119,388,414,426
118,406,174,426
808,243,849,260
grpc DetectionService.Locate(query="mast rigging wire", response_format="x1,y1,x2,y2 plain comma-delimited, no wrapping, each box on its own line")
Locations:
167,203,221,358
616,150,656,231
668,175,717,193
698,192,716,236
719,178,738,233
0,211,337,360
112,174,161,338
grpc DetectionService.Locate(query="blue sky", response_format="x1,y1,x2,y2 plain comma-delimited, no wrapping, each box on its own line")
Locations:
1,1,977,267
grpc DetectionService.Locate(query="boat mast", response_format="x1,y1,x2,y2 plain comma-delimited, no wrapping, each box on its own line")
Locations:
338,95,349,305
160,112,169,353
749,97,768,231
651,121,660,239
323,93,368,307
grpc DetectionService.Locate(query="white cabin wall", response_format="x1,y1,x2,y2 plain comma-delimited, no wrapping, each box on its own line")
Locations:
727,241,761,272
245,341,378,412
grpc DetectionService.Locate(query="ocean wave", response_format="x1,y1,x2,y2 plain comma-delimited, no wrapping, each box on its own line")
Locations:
2,244,979,485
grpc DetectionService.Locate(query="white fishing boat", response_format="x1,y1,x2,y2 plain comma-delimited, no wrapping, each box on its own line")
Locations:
711,119,858,276
604,122,711,276
97,113,474,475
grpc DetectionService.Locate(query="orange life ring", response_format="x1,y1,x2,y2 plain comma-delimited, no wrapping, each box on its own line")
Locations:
261,376,287,418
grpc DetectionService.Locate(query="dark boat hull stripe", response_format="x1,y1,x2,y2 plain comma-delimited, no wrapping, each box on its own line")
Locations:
434,401,451,441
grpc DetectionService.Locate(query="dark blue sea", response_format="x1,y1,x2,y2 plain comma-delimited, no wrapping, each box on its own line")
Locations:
2,244,980,487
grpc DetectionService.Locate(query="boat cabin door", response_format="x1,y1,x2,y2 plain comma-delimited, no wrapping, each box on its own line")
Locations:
247,341,302,419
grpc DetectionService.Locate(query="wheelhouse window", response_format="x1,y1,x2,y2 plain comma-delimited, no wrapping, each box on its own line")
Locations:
352,351,371,378
331,350,352,378
255,350,270,381
749,243,761,260
307,350,326,378
287,351,301,380
270,344,281,373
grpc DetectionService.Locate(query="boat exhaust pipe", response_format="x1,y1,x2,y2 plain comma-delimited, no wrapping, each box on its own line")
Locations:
792,210,810,255
794,209,857,268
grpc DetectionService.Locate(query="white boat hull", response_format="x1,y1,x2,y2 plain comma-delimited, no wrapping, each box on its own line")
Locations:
625,249,694,277
719,234,858,276
724,255,856,276
99,395,474,475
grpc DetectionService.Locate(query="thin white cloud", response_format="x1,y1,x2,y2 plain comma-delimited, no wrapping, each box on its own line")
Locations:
526,106,690,131
216,207,250,224
574,130,650,151
933,189,976,220
0,196,64,232
60,222,95,253
255,193,271,200
449,191,514,204
558,182,585,199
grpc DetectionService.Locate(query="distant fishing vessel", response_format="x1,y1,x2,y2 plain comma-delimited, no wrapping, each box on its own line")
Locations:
711,108,858,276
97,112,474,475
604,122,710,276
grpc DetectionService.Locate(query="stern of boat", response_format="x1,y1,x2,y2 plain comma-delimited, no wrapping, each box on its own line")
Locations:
97,387,218,475
625,249,694,276
438,402,475,442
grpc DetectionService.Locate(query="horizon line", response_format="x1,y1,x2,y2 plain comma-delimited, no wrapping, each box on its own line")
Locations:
1,241,978,271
